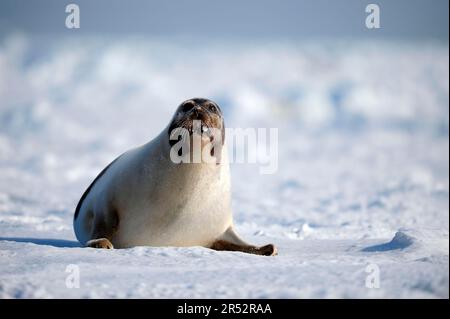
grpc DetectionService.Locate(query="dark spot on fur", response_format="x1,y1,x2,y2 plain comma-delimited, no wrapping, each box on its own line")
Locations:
111,208,120,231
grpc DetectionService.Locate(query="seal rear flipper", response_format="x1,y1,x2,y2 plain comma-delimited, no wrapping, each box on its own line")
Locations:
210,226,277,256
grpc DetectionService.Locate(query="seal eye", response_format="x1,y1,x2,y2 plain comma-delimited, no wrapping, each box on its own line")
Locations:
181,101,195,112
208,104,217,113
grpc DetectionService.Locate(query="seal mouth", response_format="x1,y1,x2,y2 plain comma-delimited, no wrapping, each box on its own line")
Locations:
180,115,214,137
187,122,211,135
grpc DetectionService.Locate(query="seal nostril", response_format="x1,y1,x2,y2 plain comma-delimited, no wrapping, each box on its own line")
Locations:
192,107,203,118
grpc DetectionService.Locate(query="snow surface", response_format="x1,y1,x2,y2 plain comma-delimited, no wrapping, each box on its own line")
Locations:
0,34,448,298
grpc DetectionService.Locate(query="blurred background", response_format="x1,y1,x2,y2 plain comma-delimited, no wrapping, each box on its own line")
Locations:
0,0,448,241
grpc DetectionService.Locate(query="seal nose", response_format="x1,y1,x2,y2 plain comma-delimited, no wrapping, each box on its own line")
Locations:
193,106,202,116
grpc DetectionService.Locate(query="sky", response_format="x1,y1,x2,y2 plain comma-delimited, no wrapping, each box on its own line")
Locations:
0,0,448,40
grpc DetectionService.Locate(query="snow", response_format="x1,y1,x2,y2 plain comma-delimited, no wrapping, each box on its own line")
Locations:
0,34,448,298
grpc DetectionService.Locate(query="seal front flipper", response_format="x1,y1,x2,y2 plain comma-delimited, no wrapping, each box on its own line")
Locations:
210,226,278,256
86,238,114,249
83,208,119,249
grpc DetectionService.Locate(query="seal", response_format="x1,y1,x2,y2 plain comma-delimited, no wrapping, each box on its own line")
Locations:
73,98,277,256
